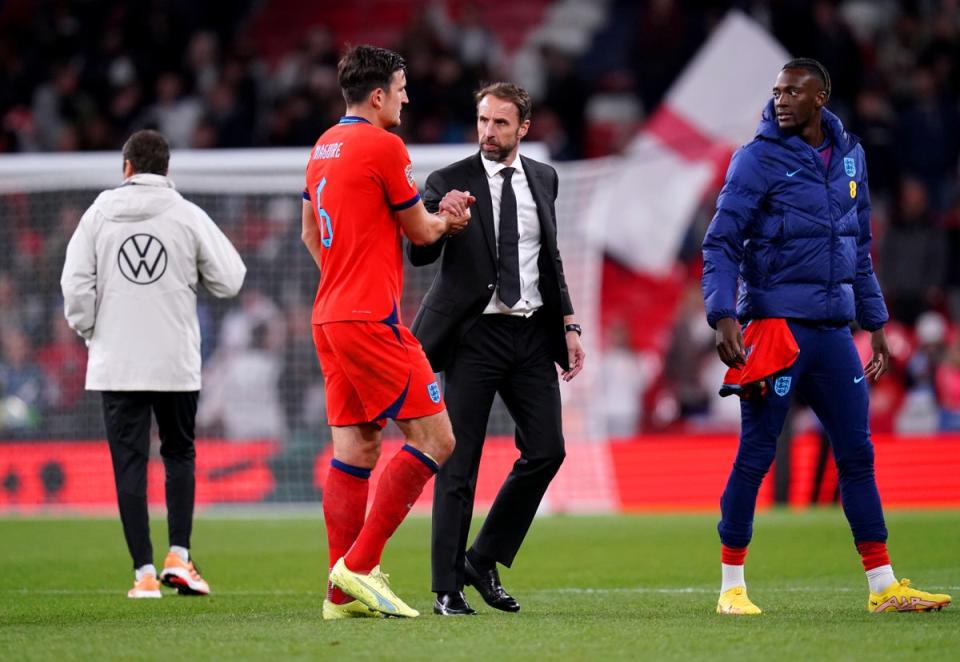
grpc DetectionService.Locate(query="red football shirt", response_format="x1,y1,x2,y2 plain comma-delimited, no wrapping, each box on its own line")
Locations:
303,116,420,324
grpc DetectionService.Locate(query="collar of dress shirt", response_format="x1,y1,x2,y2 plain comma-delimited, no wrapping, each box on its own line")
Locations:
481,152,524,180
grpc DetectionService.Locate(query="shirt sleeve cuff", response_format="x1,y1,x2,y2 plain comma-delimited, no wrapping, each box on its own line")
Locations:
389,192,420,211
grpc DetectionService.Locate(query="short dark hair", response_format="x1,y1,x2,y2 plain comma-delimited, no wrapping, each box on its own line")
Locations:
337,45,406,105
475,82,532,124
782,58,832,99
122,130,170,175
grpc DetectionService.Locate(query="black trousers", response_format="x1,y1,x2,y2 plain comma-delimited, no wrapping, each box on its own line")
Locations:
101,391,198,569
431,313,565,592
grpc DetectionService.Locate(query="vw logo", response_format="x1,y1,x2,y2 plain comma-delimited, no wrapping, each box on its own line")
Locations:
118,234,167,284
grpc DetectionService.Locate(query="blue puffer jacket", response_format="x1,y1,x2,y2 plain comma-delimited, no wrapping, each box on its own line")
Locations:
701,99,888,331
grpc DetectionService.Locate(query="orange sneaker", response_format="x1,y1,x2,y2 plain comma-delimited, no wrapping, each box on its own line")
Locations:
128,573,162,599
160,552,211,596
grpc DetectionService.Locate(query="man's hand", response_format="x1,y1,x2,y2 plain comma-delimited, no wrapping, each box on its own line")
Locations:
562,329,585,382
439,189,475,217
438,189,474,236
715,317,746,368
441,207,471,236
864,327,890,382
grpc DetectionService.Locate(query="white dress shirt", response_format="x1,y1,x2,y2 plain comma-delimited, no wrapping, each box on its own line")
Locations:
481,154,543,316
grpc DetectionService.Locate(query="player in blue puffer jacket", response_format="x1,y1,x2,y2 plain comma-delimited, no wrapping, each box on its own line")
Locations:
702,59,951,615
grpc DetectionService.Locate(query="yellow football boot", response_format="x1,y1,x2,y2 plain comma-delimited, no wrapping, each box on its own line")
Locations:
329,558,419,618
322,598,383,620
868,579,951,613
716,586,762,615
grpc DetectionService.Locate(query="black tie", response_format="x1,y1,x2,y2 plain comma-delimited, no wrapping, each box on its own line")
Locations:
497,167,521,307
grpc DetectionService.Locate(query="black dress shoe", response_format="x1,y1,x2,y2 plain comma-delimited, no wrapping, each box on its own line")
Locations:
463,557,520,612
433,591,476,616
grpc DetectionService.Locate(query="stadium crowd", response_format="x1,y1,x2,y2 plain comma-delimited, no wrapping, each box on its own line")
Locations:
1,0,959,442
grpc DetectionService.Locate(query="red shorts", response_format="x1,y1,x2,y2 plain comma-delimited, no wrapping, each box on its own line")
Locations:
313,321,444,427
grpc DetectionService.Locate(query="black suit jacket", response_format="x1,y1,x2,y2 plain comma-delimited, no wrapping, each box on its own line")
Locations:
408,152,574,372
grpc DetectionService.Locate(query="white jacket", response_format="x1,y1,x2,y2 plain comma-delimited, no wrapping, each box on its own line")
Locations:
61,173,246,391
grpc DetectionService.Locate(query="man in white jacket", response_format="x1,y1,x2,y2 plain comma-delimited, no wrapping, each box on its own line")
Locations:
61,130,246,598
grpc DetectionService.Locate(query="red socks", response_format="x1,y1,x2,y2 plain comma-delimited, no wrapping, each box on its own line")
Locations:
721,544,748,565
856,541,890,572
344,445,438,574
323,460,370,604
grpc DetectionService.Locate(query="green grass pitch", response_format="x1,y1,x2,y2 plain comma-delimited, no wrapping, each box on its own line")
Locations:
1,510,957,660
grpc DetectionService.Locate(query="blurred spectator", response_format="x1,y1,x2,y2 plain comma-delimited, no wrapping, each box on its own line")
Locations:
537,45,589,160
853,323,909,434
849,86,898,203
875,9,925,100
137,72,202,149
39,204,83,296
0,326,47,435
629,0,700,111
920,1,960,97
935,331,960,431
879,178,946,325
31,62,95,151
279,302,326,436
453,3,502,78
806,0,863,116
0,272,45,339
943,193,960,321
198,322,286,441
905,310,949,391
895,311,948,433
217,288,285,352
34,316,87,437
186,31,221,98
273,27,338,99
601,320,656,437
894,66,960,211
664,281,715,418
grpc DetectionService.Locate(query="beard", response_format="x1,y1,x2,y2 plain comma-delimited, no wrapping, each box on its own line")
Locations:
480,137,517,162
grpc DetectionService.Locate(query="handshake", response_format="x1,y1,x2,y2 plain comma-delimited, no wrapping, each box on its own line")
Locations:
438,190,476,236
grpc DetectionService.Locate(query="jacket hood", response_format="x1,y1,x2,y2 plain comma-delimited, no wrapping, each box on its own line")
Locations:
96,173,180,222
756,98,858,154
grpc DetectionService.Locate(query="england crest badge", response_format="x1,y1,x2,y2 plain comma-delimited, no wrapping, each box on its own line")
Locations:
843,157,856,177
427,381,441,404
773,376,792,397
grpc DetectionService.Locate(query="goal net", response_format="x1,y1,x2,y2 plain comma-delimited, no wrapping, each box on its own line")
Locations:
0,145,613,509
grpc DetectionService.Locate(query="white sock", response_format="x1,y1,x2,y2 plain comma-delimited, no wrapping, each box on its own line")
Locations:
721,563,746,593
170,545,189,562
866,564,897,594
135,564,157,581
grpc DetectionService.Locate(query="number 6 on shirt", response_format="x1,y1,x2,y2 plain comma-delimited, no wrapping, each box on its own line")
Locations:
316,177,333,248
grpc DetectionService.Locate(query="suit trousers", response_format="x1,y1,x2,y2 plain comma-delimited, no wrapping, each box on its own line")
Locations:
101,391,198,569
718,322,887,549
431,312,566,592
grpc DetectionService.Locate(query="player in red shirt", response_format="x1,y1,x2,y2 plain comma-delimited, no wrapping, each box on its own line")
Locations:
301,45,472,620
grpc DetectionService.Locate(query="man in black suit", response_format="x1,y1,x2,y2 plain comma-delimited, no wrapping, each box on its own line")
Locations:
408,82,585,616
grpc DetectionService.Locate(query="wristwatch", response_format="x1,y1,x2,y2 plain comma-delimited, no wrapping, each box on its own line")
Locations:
565,323,582,336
